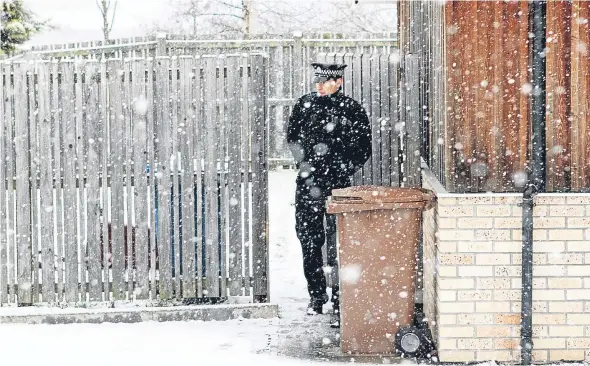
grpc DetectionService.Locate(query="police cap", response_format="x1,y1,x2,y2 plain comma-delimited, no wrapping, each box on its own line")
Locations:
311,62,347,84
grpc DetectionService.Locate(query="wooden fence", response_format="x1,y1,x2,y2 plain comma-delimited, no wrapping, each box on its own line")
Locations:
401,0,590,193
18,33,399,164
0,54,268,306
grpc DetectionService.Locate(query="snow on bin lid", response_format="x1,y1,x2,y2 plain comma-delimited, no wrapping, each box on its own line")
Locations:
329,186,435,205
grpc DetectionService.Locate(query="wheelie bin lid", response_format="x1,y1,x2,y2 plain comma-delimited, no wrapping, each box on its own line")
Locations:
327,186,436,213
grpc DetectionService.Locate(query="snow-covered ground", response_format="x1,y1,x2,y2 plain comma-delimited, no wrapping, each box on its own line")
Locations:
0,169,348,366
0,169,577,366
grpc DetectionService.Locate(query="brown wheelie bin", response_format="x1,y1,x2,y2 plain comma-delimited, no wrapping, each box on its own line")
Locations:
326,186,435,355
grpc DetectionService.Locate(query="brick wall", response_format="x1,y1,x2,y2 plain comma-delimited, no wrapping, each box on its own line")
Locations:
422,169,590,363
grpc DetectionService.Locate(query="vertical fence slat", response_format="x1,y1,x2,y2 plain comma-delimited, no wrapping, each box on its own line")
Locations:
38,62,56,303
239,55,247,294
74,61,88,300
389,54,401,187
251,55,268,302
0,64,7,304
352,54,363,185
280,46,290,161
581,3,590,190
61,60,79,303
84,62,103,302
404,55,422,188
8,65,16,303
123,60,134,299
169,57,181,299
2,64,11,303
268,103,277,167
370,55,382,185
146,58,157,299
51,60,64,302
108,59,127,300
379,54,391,186
203,56,220,298
571,2,582,189
241,55,251,296
218,57,228,297
194,57,204,298
572,2,590,189
99,60,110,301
155,56,173,300
469,2,482,193
267,46,278,160
343,53,353,109
361,54,373,185
6,62,16,304
179,56,196,299
32,64,43,303
14,62,33,305
132,59,150,300
226,56,243,297
29,62,40,304
435,3,445,188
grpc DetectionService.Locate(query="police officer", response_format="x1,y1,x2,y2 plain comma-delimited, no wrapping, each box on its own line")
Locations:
287,62,371,326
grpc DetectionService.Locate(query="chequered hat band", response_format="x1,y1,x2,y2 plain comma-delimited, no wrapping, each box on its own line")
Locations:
314,69,343,78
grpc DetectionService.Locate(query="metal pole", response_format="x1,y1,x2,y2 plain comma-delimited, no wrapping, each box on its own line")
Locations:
521,185,536,366
521,1,546,365
531,1,547,192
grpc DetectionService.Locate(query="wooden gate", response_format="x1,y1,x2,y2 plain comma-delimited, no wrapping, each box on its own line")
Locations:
0,54,269,306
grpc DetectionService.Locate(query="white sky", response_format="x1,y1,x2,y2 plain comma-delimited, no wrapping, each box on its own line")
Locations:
25,0,176,45
23,0,395,46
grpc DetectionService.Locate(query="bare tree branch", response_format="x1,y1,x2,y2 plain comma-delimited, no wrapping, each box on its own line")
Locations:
109,1,118,34
96,0,118,41
96,0,105,15
197,12,243,20
158,0,396,36
217,0,243,11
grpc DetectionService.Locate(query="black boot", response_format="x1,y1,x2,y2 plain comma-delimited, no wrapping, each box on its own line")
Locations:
307,293,329,315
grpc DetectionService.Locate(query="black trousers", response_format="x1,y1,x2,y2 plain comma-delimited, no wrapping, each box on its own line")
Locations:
295,178,344,307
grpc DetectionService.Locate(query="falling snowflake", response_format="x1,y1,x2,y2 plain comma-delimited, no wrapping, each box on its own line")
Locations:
133,95,149,116
513,171,528,187
341,264,362,284
310,187,322,198
521,82,533,95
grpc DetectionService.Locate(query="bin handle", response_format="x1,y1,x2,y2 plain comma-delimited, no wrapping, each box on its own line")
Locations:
330,189,436,205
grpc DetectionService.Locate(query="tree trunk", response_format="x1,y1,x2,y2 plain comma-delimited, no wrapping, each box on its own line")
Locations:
99,0,111,43
242,0,250,38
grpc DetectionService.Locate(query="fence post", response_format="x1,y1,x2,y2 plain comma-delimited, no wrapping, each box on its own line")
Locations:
156,33,168,57
251,54,269,303
293,31,304,97
403,54,422,188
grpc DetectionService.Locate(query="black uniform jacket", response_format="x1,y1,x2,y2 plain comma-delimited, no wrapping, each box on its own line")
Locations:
287,90,372,189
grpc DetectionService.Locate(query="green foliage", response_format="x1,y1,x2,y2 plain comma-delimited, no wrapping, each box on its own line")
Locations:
1,0,43,55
